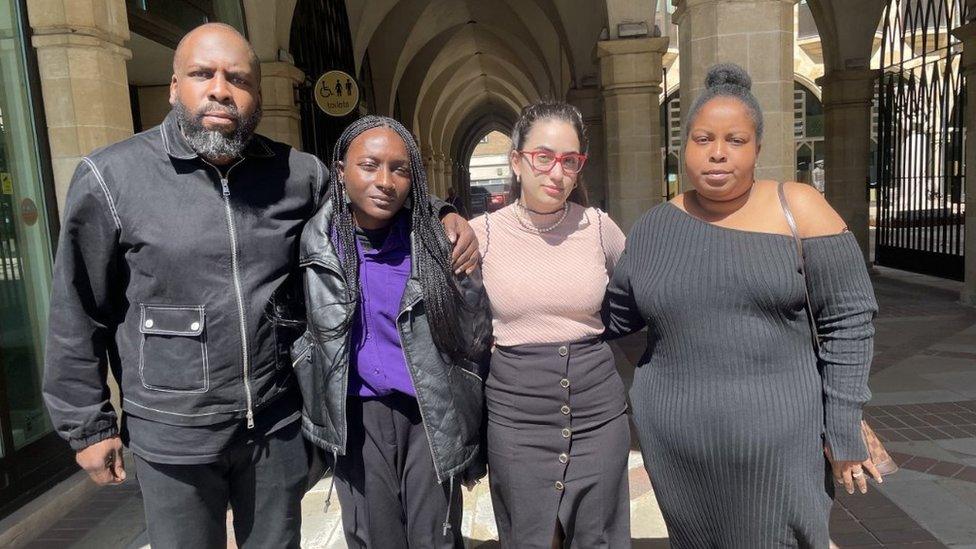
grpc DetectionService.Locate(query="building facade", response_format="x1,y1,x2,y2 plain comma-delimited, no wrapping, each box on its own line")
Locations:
469,131,510,187
0,0,974,530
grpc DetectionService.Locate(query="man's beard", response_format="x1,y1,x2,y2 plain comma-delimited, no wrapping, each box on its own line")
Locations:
175,100,262,161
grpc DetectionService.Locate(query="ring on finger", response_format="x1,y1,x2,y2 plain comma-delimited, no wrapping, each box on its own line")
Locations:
851,471,865,478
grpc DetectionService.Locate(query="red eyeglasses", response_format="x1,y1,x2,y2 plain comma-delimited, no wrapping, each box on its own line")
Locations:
517,150,588,174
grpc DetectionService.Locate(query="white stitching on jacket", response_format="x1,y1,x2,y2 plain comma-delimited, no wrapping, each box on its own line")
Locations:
123,398,245,417
81,157,122,230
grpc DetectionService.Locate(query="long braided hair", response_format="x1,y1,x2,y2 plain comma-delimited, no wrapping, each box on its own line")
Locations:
329,115,471,363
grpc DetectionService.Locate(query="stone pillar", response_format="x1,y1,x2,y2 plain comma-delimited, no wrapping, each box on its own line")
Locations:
955,21,976,305
567,85,608,210
432,153,446,197
443,158,454,198
27,0,133,212
258,61,304,149
597,37,669,232
673,0,797,185
818,69,875,262
422,147,436,196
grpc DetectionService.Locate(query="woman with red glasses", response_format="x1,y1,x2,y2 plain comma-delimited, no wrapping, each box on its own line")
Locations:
470,100,630,548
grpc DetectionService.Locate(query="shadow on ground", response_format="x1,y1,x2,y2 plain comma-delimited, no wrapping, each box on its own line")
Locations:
466,538,669,548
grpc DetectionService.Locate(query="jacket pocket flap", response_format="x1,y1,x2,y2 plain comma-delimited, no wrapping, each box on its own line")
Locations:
140,305,205,336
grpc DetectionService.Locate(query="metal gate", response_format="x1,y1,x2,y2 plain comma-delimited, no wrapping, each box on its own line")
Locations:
289,0,359,162
875,0,967,280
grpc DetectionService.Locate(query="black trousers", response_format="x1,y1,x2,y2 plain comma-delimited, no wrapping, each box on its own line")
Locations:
334,394,463,549
133,420,309,549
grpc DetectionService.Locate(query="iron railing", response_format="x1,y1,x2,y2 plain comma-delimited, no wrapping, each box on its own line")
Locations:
875,0,967,279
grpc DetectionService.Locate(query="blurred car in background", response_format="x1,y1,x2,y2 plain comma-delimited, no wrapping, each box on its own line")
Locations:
469,186,491,217
482,182,510,212
468,180,511,217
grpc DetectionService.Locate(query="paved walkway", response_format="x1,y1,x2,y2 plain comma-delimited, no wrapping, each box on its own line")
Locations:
14,266,976,548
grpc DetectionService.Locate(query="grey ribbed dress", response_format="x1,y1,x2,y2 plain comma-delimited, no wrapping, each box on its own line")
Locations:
605,203,877,548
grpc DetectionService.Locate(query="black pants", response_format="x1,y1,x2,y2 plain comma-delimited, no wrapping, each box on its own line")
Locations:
334,394,463,549
133,420,309,549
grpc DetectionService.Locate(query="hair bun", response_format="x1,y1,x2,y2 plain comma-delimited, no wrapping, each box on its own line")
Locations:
705,63,752,91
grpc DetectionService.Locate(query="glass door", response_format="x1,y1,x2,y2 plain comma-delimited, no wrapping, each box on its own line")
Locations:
0,0,74,519
0,0,54,455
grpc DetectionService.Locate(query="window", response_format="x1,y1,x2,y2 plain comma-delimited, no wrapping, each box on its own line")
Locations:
794,88,807,138
667,95,681,153
1,0,74,520
0,0,55,458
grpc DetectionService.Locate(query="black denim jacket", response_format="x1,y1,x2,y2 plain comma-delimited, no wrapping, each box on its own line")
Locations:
43,110,326,450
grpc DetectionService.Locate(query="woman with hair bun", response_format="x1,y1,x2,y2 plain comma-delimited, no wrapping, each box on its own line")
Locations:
604,63,881,547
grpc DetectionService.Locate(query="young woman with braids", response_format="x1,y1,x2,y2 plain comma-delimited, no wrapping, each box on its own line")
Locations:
292,115,492,548
469,101,630,547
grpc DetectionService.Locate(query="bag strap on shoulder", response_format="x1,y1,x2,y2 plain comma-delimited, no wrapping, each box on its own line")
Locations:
777,182,821,352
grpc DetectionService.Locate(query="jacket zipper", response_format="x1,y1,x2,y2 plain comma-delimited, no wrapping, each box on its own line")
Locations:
397,297,444,483
203,158,255,429
395,233,442,481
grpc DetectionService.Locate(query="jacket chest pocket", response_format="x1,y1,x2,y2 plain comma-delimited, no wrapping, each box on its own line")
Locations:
139,304,209,393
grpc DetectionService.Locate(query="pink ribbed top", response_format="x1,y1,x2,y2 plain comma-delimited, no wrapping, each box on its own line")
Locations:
470,203,626,346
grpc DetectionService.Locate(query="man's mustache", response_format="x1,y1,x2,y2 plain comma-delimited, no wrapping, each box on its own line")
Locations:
195,103,240,121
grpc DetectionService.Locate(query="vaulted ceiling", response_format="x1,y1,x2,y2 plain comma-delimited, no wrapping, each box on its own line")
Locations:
344,0,613,162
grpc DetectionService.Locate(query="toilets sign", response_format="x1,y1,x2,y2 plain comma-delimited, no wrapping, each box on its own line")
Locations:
314,70,359,117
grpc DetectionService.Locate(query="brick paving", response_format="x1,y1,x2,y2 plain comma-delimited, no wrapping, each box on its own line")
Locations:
867,400,976,443
831,489,947,549
886,450,976,484
20,481,142,549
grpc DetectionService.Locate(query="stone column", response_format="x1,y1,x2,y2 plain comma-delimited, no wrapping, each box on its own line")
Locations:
955,21,976,305
431,153,446,197
567,85,608,210
597,37,670,232
442,158,454,198
422,146,436,196
258,61,304,149
673,0,798,185
27,0,132,212
818,69,875,262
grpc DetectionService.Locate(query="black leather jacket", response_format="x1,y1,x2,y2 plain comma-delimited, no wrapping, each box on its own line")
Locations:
43,110,324,449
292,199,492,482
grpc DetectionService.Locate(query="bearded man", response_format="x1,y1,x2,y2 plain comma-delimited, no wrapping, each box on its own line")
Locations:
42,22,477,548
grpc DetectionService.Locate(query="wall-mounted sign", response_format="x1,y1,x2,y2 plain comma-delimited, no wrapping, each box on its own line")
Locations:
20,198,37,226
314,70,359,117
1,173,12,195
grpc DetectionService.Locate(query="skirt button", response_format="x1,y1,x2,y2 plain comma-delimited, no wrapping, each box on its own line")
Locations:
561,428,571,438
560,378,570,388
558,345,568,356
560,405,571,415
558,453,569,464
555,481,565,491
